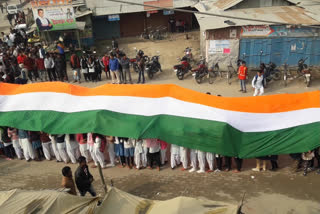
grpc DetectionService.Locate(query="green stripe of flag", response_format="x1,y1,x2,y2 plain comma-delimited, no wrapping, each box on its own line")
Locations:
0,110,319,158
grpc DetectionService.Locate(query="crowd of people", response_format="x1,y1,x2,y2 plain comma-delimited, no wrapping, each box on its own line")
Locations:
0,30,147,85
0,127,319,177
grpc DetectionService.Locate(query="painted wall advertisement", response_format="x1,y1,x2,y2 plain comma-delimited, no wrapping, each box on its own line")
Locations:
241,25,319,38
31,0,76,31
208,40,230,54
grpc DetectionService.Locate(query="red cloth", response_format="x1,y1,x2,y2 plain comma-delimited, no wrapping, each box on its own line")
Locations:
35,58,45,70
159,140,168,150
70,54,80,69
238,65,248,80
24,57,34,71
96,136,106,153
76,134,87,144
17,55,26,64
102,56,109,72
39,133,50,143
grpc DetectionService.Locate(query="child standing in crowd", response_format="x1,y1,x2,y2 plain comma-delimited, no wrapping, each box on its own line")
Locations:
102,53,110,79
180,146,188,171
252,156,268,172
65,134,80,164
189,149,197,173
56,134,69,164
1,127,15,160
302,151,315,176
29,131,44,161
35,54,47,81
80,55,89,82
70,51,81,83
93,134,106,168
238,61,248,93
159,140,168,166
19,129,35,161
44,53,56,81
215,154,223,172
134,139,147,170
124,138,134,169
77,133,91,163
87,133,98,168
87,56,96,82
61,166,77,196
206,152,214,173
39,132,54,161
197,150,206,173
115,137,126,167
146,138,161,171
106,136,115,167
7,127,23,160
49,134,62,162
252,71,265,96
170,144,180,169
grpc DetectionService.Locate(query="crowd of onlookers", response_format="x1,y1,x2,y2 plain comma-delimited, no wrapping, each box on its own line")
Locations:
0,30,147,85
0,127,320,177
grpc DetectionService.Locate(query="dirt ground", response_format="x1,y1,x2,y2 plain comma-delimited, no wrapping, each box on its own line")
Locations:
1,31,320,213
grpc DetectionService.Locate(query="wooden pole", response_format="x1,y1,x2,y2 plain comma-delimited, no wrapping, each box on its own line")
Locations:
97,162,107,194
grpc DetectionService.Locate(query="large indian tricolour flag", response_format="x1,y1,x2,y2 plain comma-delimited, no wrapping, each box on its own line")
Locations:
0,82,319,158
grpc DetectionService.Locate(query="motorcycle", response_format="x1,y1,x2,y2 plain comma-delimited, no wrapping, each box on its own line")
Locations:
298,57,311,87
145,55,162,79
173,56,191,80
192,58,214,84
260,62,281,83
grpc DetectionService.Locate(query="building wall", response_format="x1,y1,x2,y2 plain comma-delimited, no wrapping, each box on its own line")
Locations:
119,10,193,37
92,16,120,40
205,27,241,70
239,25,320,67
119,13,145,37
239,37,320,67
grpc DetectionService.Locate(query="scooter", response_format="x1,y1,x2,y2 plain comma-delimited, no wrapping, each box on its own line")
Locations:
173,56,191,80
145,55,162,79
298,57,311,87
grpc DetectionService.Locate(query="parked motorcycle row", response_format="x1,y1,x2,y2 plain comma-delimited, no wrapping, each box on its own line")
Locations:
173,48,313,87
130,49,162,80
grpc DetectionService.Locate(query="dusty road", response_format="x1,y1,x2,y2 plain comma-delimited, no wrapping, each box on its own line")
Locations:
1,32,320,213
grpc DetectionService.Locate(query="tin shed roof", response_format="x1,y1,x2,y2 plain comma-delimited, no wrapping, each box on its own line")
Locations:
195,5,320,30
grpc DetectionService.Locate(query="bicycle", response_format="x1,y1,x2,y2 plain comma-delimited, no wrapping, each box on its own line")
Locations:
227,60,238,85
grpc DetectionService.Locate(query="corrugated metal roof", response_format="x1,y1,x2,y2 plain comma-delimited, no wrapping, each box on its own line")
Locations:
286,0,320,6
92,0,196,16
212,0,244,10
195,4,320,31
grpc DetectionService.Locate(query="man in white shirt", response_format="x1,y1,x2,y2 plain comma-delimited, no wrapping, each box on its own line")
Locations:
252,71,265,96
9,30,15,42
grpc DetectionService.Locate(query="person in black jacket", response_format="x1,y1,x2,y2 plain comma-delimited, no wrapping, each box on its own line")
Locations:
75,156,96,196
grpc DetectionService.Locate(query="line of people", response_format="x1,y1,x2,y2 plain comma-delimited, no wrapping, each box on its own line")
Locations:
1,127,319,176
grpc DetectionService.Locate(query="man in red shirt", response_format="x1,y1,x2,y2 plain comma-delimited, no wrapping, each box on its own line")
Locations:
24,53,38,82
102,53,110,79
17,51,26,67
35,54,47,81
238,61,248,93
